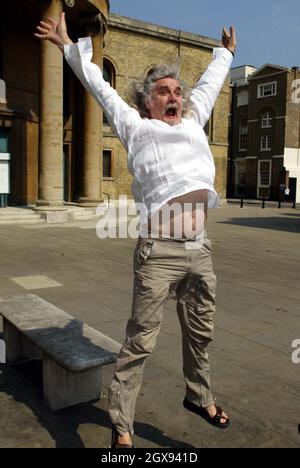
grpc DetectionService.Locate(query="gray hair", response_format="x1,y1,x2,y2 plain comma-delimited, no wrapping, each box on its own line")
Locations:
129,64,191,118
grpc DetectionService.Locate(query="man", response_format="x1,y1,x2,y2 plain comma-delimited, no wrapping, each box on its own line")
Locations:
35,13,236,448
284,187,290,202
279,184,286,203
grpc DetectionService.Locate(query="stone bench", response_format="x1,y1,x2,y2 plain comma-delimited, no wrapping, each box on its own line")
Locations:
0,294,122,411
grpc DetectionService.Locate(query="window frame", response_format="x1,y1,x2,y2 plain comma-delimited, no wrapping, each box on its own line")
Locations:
261,112,273,128
257,81,277,99
102,148,114,180
260,135,272,151
257,159,272,198
239,119,248,151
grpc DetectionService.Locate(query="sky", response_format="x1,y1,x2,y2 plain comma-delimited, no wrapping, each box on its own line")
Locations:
109,0,300,69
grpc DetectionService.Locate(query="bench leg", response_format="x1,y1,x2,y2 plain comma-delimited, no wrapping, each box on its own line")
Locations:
3,319,42,364
43,357,102,411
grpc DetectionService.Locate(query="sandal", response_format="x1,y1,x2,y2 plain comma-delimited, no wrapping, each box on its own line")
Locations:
111,426,134,448
183,398,230,429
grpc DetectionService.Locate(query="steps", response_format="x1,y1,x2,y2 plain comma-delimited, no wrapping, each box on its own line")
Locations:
0,208,45,225
0,206,100,225
0,203,137,225
67,207,98,221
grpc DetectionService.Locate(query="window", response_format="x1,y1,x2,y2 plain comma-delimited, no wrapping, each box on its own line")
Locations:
258,82,277,98
258,160,272,198
260,162,271,185
261,135,271,151
103,59,116,126
103,149,113,178
239,119,248,150
237,91,249,107
261,112,272,128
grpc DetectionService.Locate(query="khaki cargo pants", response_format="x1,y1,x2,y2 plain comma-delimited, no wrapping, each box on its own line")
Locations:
108,235,217,436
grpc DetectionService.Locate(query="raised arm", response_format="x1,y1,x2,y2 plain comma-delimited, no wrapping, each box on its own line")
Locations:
190,25,236,127
34,12,73,51
35,13,142,149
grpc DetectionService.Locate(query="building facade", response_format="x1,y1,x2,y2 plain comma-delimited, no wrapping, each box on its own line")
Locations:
0,0,231,213
228,63,300,203
0,0,109,215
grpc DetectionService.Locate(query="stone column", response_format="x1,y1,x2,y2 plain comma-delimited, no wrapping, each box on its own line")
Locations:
36,0,66,213
78,32,104,207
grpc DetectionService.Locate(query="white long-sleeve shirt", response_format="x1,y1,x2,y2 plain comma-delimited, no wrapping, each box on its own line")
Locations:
64,37,233,217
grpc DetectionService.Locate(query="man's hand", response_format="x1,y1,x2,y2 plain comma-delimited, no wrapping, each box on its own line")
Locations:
34,12,73,52
222,25,236,55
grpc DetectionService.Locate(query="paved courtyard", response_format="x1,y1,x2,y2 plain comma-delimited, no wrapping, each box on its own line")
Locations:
0,204,299,448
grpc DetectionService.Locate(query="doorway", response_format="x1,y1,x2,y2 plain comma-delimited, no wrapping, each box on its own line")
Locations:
289,178,297,204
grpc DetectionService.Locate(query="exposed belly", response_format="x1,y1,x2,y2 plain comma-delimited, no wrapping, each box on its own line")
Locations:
145,189,208,239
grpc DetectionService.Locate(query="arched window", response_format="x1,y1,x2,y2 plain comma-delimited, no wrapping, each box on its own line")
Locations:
261,112,273,128
103,59,116,126
239,119,248,151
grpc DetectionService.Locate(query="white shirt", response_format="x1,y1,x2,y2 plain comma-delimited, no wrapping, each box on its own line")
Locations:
64,37,233,219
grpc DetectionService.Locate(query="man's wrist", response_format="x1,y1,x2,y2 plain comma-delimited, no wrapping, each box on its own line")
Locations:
62,36,73,46
227,47,235,57
58,37,73,53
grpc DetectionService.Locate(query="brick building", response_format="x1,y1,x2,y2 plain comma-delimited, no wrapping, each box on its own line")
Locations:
228,63,300,203
0,0,231,216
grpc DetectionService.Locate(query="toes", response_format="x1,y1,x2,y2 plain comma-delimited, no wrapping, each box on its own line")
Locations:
221,412,229,424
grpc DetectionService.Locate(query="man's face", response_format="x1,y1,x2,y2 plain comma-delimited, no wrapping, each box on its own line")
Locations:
146,77,183,126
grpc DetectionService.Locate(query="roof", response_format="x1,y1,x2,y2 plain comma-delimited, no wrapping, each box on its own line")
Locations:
248,63,290,79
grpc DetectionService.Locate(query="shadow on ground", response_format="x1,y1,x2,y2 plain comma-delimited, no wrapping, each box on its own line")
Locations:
218,214,300,234
281,212,300,218
0,358,193,448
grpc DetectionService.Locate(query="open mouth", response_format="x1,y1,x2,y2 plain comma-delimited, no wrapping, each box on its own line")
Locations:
165,108,177,118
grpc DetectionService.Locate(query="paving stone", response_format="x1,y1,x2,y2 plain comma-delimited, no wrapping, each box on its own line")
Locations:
240,351,300,396
137,377,290,448
211,328,274,366
10,275,63,290
247,327,298,355
231,389,300,446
